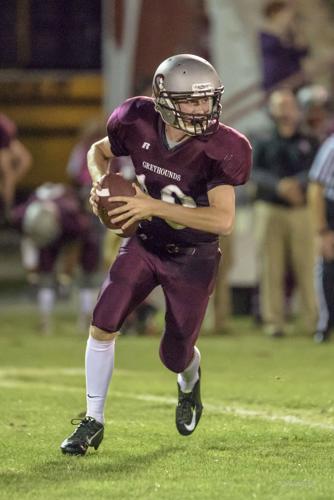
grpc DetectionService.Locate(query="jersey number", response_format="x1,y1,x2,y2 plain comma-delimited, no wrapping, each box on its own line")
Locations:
136,174,196,229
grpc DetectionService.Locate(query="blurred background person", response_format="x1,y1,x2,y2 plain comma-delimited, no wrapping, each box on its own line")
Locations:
258,0,310,93
0,113,32,222
308,132,334,343
67,117,106,199
252,87,319,337
10,182,101,334
66,117,106,284
297,84,334,143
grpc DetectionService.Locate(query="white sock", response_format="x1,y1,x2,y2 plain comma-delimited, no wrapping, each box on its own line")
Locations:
37,287,55,315
85,335,115,424
79,288,95,315
177,346,201,393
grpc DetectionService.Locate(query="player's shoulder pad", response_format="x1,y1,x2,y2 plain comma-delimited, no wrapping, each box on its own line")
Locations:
204,123,252,162
108,96,155,127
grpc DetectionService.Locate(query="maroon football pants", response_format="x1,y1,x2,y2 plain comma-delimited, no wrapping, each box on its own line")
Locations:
92,236,221,372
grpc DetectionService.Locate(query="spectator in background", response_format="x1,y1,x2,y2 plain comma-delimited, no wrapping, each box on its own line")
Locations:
297,84,334,142
11,182,101,334
308,133,334,343
67,117,106,208
252,88,318,337
258,0,310,92
65,118,106,288
0,113,32,220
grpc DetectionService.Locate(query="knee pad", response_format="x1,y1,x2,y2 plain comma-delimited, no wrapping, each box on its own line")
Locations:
159,339,192,373
89,324,119,341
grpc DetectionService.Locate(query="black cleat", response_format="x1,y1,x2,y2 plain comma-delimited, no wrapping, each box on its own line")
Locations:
60,416,104,456
176,368,203,436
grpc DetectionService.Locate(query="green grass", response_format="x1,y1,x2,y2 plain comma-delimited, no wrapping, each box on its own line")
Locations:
1,308,334,499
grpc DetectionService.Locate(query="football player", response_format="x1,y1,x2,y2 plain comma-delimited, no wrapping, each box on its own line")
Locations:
0,113,32,220
61,54,252,455
11,182,101,334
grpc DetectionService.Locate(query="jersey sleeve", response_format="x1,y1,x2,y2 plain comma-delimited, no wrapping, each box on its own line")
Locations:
106,97,142,157
207,133,252,190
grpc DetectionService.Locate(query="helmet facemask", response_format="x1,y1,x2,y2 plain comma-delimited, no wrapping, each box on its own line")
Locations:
154,76,223,136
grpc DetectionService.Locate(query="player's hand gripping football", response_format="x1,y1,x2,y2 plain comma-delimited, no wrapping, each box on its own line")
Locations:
108,184,156,230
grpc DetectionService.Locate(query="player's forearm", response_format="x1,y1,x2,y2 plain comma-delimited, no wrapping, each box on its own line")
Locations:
87,138,113,183
87,146,109,182
152,200,234,235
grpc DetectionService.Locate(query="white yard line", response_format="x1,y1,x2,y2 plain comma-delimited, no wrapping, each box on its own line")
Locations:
1,374,334,432
0,367,132,377
112,392,334,431
0,368,85,377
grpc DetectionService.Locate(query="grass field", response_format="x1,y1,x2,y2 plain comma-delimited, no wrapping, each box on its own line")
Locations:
1,307,334,499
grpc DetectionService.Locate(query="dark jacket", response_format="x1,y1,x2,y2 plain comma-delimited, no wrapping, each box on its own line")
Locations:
252,128,319,206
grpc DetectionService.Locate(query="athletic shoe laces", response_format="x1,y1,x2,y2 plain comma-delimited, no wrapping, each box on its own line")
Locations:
178,393,195,421
69,417,100,439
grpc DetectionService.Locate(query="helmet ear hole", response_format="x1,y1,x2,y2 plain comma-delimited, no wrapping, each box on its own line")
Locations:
152,54,224,136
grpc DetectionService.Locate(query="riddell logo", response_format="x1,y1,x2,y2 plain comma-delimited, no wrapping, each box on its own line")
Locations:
192,82,213,92
142,142,150,150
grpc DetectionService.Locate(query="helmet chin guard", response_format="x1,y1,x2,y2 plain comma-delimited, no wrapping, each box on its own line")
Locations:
153,54,224,136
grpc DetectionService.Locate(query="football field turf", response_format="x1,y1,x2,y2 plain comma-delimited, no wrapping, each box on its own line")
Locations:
1,308,334,499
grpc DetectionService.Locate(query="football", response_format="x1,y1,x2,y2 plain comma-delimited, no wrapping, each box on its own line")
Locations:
96,172,139,237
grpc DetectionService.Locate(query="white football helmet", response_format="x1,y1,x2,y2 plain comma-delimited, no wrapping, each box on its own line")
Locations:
153,54,224,136
23,200,61,248
297,84,330,110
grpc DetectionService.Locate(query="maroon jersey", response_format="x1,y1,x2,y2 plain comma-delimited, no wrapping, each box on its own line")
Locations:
107,97,252,246
0,114,17,149
12,184,101,273
13,184,86,238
